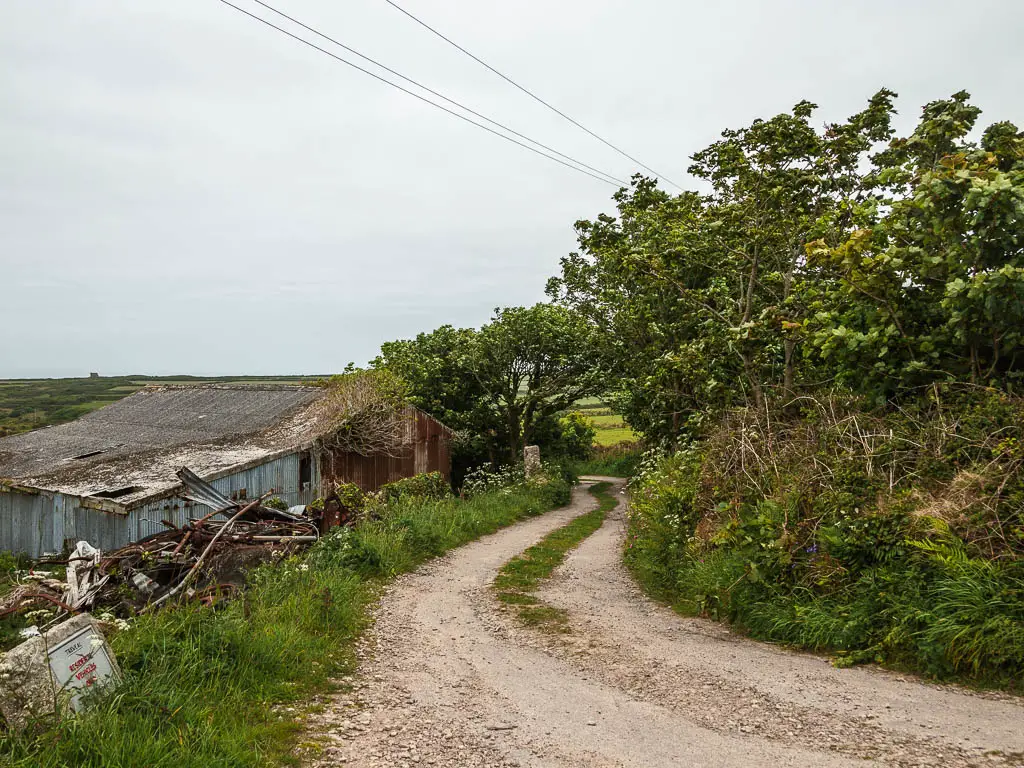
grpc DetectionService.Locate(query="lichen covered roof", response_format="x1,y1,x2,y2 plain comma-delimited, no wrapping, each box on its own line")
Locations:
0,385,327,505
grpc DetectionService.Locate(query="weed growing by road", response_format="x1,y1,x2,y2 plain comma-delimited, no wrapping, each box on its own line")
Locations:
568,447,643,479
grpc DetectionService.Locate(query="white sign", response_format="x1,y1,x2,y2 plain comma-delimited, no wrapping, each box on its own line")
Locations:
46,625,120,711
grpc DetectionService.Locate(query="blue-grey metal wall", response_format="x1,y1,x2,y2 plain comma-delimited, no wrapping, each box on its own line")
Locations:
0,488,58,558
0,451,321,557
129,451,320,541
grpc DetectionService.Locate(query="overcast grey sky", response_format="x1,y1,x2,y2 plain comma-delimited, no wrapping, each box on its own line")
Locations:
2,1,1022,378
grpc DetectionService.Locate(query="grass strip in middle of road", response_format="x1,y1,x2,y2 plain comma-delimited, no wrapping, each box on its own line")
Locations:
493,481,618,632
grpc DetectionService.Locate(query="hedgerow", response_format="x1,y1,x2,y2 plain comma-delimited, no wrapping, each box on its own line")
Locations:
625,389,1024,687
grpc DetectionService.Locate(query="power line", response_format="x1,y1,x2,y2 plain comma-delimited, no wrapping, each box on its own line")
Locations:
214,0,623,187
248,0,628,187
382,0,684,190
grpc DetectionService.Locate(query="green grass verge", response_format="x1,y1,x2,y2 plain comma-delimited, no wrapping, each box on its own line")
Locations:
0,479,570,768
624,448,1024,690
494,482,618,632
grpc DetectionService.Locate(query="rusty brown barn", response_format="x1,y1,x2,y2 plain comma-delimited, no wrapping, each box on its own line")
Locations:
319,409,451,490
0,385,451,556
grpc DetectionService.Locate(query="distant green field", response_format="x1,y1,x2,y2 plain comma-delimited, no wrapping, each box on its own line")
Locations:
588,413,624,428
594,426,636,446
0,375,323,437
571,399,637,447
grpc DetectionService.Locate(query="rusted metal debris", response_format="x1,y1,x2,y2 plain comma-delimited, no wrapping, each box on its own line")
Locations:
2,467,325,626
0,586,77,619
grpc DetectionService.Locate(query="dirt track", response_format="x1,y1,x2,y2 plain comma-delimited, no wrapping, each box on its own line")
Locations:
305,479,1024,767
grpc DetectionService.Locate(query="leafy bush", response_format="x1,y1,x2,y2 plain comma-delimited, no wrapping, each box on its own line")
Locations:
527,471,573,508
460,462,571,509
376,471,450,504
0,553,17,578
332,481,367,512
553,412,597,460
568,443,643,478
461,463,527,498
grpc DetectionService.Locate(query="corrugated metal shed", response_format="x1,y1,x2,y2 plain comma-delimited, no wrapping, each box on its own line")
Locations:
0,450,323,556
0,386,451,556
128,451,322,542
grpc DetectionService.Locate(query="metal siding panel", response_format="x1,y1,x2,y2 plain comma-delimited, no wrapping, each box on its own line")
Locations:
129,498,190,542
53,494,66,552
39,495,56,555
303,453,321,504
317,409,451,492
1,414,453,556
18,495,38,555
0,491,20,555
22,492,57,557
0,491,11,554
128,453,307,542
10,493,22,553
18,494,35,555
72,504,130,552
1,452,317,556
63,496,77,550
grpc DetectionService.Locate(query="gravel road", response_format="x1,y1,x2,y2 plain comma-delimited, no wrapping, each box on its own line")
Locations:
304,479,1024,767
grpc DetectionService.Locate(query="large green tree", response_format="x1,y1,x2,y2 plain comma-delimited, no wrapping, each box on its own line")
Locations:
548,91,897,443
473,304,598,461
375,304,599,465
376,325,485,434
806,92,1024,399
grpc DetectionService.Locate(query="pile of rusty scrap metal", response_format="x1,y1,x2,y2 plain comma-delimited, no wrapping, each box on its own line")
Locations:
1,468,321,623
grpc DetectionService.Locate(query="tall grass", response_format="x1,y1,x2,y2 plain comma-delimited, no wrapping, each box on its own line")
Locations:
678,550,1024,682
0,480,570,767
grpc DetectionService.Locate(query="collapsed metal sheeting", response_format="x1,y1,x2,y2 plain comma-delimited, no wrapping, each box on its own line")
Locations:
176,466,237,514
1,466,324,628
176,466,306,522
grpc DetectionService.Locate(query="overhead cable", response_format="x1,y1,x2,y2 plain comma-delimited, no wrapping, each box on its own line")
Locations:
382,0,683,190
215,0,625,186
248,0,628,186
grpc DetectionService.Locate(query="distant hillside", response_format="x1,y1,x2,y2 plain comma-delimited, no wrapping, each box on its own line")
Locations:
0,375,321,437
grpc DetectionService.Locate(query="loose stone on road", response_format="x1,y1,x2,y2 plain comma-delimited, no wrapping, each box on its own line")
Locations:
304,479,1024,767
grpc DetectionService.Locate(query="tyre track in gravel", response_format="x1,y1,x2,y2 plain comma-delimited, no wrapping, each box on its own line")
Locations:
304,479,1023,767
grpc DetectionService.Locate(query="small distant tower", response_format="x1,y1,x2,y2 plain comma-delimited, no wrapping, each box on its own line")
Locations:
89,372,99,379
